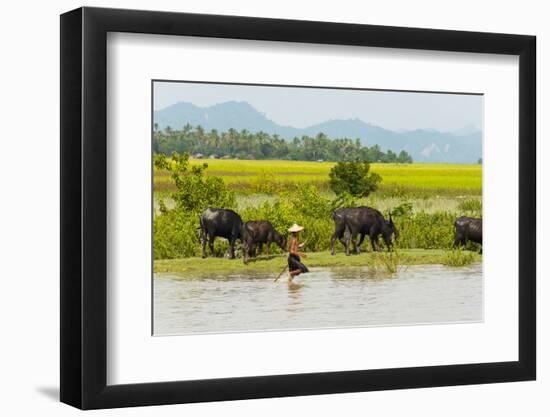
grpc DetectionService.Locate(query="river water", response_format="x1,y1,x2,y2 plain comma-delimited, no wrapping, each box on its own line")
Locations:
153,263,482,335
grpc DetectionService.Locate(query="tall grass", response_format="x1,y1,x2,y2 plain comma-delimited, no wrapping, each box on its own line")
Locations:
457,198,482,214
372,250,407,274
442,248,477,267
393,212,456,250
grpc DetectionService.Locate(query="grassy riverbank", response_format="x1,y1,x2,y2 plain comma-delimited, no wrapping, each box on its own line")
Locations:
154,249,482,276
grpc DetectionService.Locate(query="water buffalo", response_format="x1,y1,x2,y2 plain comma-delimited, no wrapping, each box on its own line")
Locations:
242,221,287,263
199,208,243,259
331,207,398,255
453,216,482,253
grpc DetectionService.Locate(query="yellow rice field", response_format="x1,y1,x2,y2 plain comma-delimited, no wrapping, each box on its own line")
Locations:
154,159,482,196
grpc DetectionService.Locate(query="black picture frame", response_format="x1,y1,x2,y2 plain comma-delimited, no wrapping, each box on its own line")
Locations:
60,6,536,410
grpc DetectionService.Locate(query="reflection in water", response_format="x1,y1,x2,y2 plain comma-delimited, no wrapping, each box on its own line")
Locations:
154,264,482,335
287,281,304,313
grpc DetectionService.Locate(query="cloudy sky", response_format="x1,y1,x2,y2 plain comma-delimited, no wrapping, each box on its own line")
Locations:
154,81,483,133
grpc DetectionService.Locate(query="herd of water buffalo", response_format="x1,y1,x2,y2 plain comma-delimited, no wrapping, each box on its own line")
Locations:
198,207,482,262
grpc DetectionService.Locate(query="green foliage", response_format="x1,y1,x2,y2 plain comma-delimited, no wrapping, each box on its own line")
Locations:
398,150,413,163
442,248,476,267
330,192,361,211
390,201,414,218
394,212,455,250
239,185,335,253
154,152,235,212
153,125,413,163
281,185,333,219
153,152,236,260
328,160,382,198
154,210,201,259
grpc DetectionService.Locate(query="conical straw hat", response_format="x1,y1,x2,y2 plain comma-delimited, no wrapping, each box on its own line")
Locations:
288,223,304,233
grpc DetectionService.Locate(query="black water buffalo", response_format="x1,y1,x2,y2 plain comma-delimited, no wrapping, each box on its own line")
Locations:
330,207,398,255
199,208,243,259
242,221,287,263
453,216,482,253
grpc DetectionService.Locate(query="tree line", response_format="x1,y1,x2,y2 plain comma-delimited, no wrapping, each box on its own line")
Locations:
153,124,413,163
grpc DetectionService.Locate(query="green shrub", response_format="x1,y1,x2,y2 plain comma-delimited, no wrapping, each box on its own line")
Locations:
329,160,382,197
239,185,335,253
154,210,200,259
330,192,361,211
390,201,414,218
153,152,237,259
154,152,236,212
394,212,455,249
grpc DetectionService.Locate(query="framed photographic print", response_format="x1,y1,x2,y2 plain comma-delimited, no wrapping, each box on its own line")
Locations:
60,6,536,409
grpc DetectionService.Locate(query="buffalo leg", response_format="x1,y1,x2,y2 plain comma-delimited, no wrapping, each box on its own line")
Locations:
369,234,376,252
350,231,360,255
250,243,257,260
332,225,348,255
245,242,256,263
344,229,351,256
369,231,379,252
452,235,460,248
228,236,237,259
338,236,347,255
243,239,250,264
453,234,465,249
201,232,208,258
208,235,215,256
330,232,337,255
356,233,366,254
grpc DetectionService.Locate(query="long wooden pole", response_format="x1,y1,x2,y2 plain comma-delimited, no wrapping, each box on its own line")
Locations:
274,264,288,282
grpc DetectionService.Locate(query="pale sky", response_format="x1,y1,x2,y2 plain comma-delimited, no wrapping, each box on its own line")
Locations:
154,81,483,133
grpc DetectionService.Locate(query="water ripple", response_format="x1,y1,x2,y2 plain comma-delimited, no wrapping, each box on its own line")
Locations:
154,263,482,335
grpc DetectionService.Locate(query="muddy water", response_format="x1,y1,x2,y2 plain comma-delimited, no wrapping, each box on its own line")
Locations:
153,263,482,335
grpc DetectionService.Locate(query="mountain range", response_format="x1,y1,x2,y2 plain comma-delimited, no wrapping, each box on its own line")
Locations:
154,101,482,163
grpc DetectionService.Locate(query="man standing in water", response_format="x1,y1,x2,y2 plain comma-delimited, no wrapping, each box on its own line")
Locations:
287,223,309,283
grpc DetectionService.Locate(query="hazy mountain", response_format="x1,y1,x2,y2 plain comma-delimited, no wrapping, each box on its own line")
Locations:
154,101,482,163
451,124,482,137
